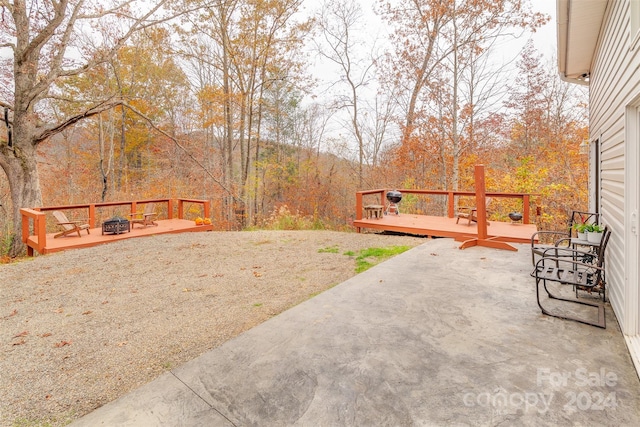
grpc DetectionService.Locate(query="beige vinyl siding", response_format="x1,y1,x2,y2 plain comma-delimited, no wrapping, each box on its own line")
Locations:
589,0,629,325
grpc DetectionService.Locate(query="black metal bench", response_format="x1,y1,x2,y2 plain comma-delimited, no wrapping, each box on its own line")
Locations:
531,227,610,328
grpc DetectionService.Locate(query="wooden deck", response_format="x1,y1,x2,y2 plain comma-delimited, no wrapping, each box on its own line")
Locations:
21,198,213,256
354,213,537,245
26,219,213,255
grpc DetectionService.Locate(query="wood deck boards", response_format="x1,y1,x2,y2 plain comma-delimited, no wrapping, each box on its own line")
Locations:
28,219,213,255
353,213,536,244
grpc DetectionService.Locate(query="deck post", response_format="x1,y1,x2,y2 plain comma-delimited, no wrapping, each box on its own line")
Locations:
523,194,530,224
167,199,174,219
476,166,488,240
458,165,517,251
88,204,96,228
20,208,46,256
178,199,184,219
447,192,455,218
203,200,210,219
355,192,363,233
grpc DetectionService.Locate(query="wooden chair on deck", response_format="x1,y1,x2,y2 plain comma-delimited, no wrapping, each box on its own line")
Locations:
129,203,158,228
456,197,491,226
52,210,90,238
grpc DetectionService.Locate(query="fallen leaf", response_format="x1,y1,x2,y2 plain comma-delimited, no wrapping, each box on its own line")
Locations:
12,339,26,346
8,309,18,317
183,288,191,292
430,253,439,256
54,308,63,313
13,331,28,338
54,340,72,348
40,333,52,338
253,271,262,277
101,301,109,304
82,310,92,315
117,341,128,347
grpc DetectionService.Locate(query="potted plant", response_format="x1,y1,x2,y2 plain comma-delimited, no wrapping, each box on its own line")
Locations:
573,223,590,240
587,224,605,244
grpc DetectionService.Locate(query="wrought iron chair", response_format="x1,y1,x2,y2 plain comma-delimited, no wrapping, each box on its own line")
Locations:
530,210,599,266
531,227,610,329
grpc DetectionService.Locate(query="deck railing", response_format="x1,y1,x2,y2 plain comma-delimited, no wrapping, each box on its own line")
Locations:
356,189,534,224
20,198,210,256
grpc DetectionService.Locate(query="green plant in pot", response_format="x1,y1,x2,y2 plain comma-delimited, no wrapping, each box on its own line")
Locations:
573,223,590,240
587,224,605,244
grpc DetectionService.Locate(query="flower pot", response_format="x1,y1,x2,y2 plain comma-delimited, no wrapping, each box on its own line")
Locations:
577,231,587,241
587,231,603,244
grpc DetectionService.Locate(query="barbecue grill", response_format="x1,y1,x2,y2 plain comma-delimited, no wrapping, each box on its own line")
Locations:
385,190,402,215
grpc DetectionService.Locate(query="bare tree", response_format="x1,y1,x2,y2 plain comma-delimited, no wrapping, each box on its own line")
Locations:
315,0,379,189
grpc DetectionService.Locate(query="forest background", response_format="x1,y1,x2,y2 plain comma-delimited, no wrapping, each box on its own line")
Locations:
0,0,588,258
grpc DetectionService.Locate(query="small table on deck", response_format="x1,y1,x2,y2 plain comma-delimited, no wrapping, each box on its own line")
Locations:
364,204,384,219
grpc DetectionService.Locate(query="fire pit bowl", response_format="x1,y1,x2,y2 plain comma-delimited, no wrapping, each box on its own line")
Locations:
102,216,130,235
386,190,402,204
508,212,523,222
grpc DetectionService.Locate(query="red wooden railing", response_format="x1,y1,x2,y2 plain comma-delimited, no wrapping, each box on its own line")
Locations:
356,189,533,224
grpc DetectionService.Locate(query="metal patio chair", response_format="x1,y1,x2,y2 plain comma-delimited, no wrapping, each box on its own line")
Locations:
530,210,599,266
531,226,610,328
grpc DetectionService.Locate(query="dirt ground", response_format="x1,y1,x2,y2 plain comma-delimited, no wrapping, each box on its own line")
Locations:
0,229,426,426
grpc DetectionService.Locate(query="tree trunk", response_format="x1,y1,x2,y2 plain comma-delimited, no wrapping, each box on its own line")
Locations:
1,137,43,257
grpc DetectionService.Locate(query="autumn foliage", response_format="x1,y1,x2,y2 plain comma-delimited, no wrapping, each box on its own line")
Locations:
0,0,588,257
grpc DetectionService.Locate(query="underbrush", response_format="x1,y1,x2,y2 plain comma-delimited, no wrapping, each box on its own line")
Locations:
261,205,327,231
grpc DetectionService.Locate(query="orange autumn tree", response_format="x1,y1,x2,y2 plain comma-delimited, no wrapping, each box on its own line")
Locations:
377,0,548,196
496,41,589,228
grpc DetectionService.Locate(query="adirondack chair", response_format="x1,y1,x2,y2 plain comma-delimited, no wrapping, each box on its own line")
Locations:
455,197,491,226
52,210,91,238
128,203,158,228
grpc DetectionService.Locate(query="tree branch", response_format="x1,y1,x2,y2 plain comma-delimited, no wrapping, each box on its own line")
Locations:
34,98,123,143
122,102,240,202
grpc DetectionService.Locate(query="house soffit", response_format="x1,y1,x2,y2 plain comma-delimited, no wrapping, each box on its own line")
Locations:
557,0,609,85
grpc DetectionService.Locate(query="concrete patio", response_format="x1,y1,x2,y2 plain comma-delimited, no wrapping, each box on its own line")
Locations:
72,238,640,426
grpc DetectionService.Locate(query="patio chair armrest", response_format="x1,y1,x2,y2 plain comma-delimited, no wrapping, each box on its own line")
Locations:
59,220,86,225
531,230,569,245
541,246,598,259
535,255,605,272
553,237,572,247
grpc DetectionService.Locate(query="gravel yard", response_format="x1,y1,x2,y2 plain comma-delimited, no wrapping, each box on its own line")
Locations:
0,230,425,426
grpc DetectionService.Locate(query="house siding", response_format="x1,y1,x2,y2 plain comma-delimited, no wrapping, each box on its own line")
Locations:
590,0,640,332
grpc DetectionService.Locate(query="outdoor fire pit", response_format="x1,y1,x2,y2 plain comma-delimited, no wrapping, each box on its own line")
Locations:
102,217,130,235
